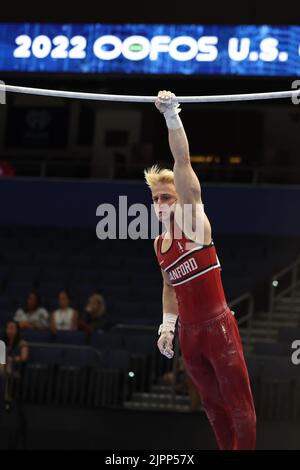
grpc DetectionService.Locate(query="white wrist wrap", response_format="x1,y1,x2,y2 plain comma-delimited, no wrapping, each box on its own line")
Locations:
158,312,178,335
163,103,183,130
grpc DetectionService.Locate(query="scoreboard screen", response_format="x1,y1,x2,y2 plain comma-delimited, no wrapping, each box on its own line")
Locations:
0,23,300,76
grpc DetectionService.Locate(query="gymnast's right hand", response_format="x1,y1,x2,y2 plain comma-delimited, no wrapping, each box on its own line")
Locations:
157,331,174,359
155,90,179,114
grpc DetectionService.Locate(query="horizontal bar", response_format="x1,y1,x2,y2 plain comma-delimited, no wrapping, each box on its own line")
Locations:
0,84,299,103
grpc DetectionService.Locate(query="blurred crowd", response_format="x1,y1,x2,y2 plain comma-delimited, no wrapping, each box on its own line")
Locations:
0,289,202,413
12,289,113,334
0,289,114,407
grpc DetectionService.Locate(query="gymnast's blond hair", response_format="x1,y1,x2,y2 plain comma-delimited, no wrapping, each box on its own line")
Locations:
144,164,174,189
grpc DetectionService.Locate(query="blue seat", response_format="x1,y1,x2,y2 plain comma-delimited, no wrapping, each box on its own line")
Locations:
113,301,142,317
60,348,98,367
132,272,161,286
29,346,62,365
9,266,40,282
5,280,36,299
38,281,66,292
126,258,152,269
90,332,123,350
0,310,14,326
97,256,122,269
55,330,87,345
0,296,15,312
22,329,53,343
111,315,156,326
133,287,161,302
69,283,101,301
101,286,133,301
39,268,69,282
105,272,129,285
122,333,156,354
69,269,100,283
102,349,130,370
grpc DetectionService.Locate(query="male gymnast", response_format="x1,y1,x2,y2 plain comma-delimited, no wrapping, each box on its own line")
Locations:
144,90,256,450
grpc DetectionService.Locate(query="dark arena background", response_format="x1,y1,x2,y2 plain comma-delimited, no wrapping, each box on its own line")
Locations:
0,0,300,453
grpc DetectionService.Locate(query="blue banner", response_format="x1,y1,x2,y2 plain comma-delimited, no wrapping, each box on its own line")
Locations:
0,23,300,76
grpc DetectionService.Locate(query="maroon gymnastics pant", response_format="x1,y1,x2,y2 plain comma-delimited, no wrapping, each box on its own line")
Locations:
178,307,256,450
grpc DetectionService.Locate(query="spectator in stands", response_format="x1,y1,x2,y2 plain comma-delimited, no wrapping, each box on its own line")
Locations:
80,293,113,334
50,290,79,333
14,290,49,329
0,321,29,406
1,321,29,370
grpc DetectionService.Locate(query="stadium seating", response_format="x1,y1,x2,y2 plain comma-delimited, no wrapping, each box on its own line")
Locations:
1,226,300,412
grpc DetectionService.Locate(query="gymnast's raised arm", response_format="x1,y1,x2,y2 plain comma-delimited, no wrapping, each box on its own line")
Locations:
155,90,201,207
155,90,211,244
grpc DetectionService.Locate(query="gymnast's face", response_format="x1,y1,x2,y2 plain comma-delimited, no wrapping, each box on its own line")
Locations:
151,183,178,222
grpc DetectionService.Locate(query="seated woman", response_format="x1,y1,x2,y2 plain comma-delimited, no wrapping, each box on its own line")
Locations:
50,290,79,334
14,290,49,329
80,293,113,334
0,320,29,408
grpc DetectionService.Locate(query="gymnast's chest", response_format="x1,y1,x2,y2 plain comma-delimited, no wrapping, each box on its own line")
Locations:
157,239,189,271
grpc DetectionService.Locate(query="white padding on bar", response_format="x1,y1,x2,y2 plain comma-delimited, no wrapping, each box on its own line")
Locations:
0,84,299,103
